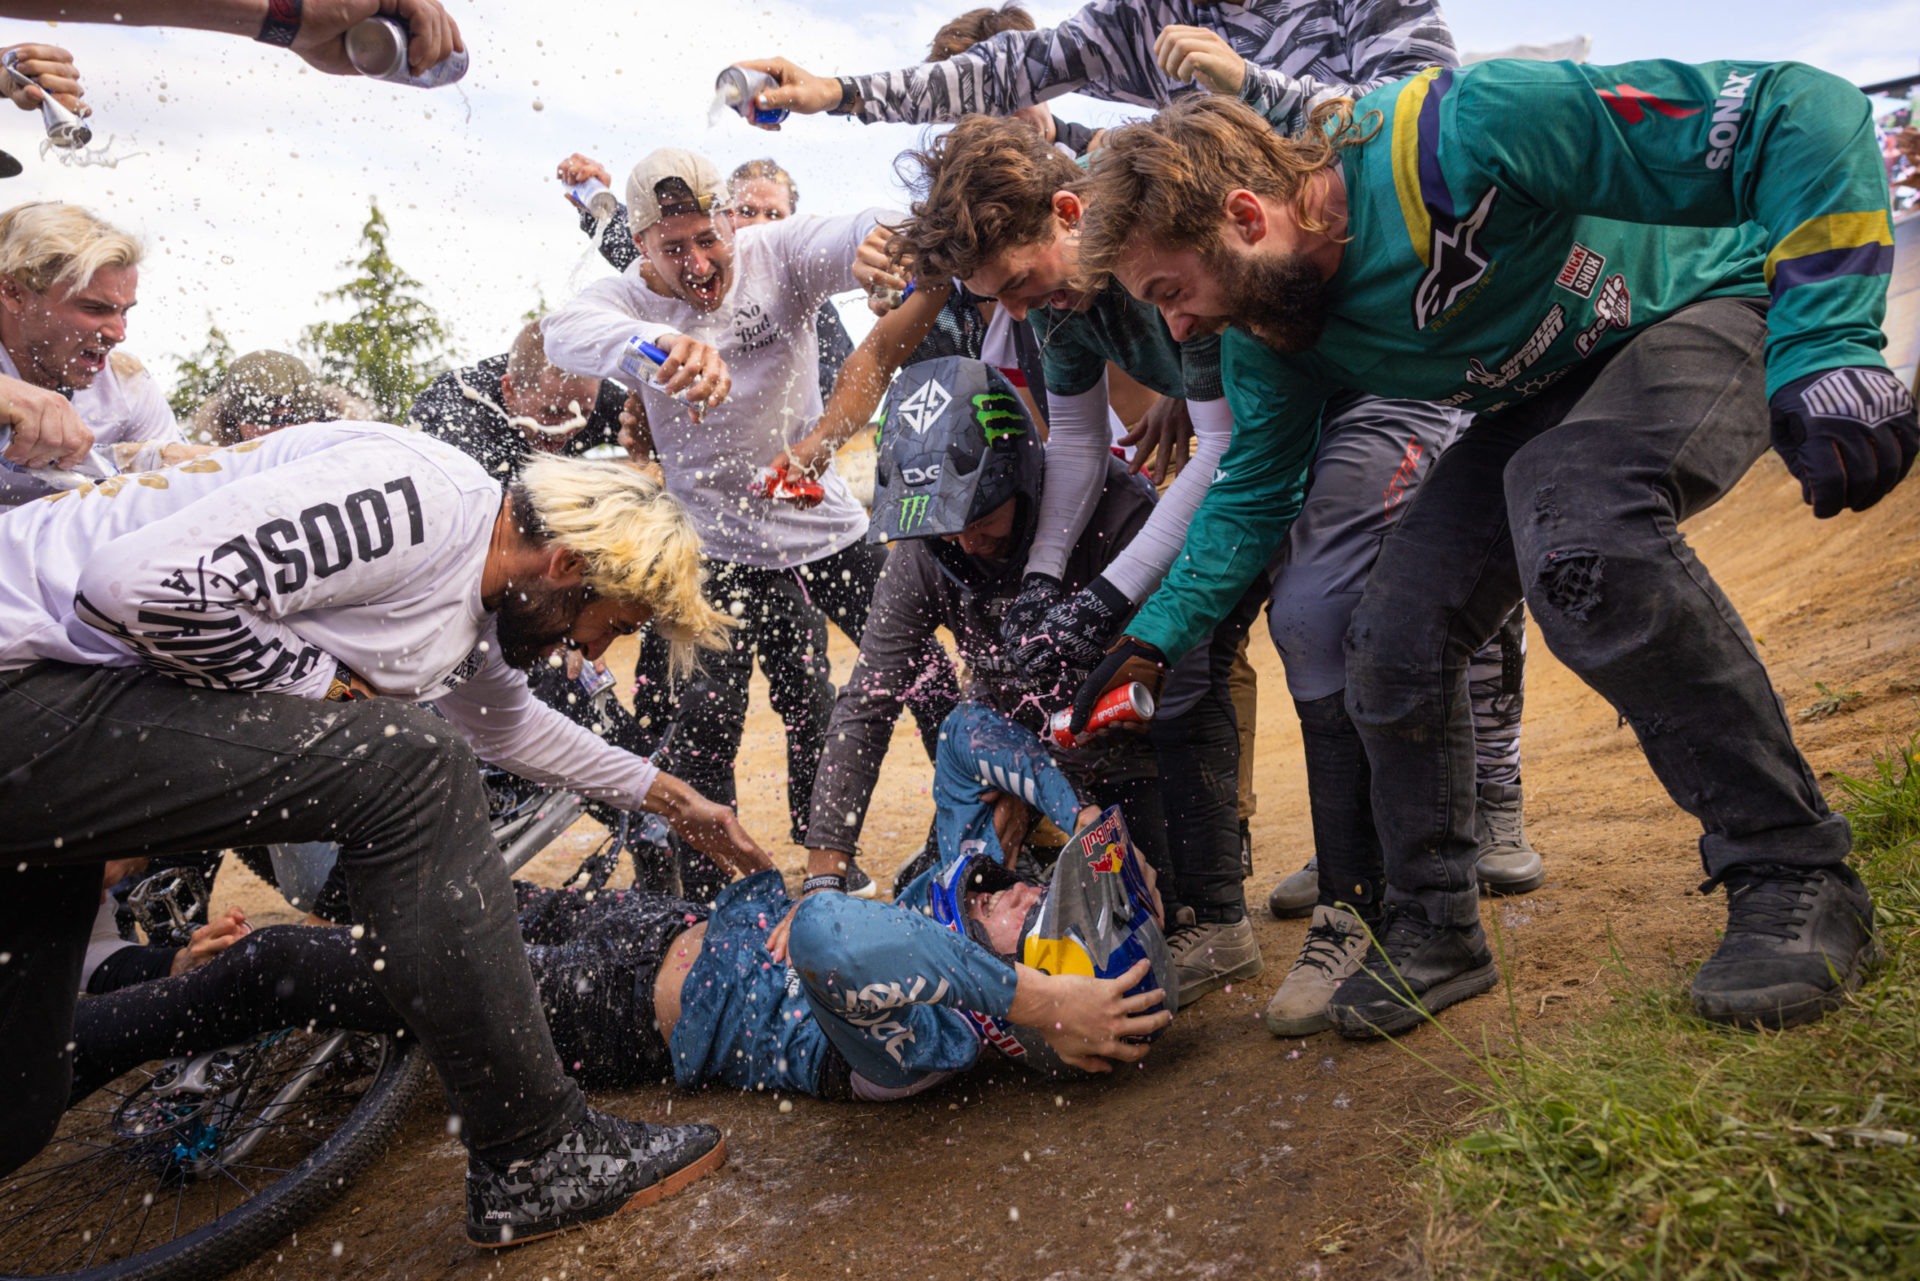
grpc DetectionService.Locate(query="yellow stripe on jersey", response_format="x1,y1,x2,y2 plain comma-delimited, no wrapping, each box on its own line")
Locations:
1391,67,1444,267
1764,210,1893,285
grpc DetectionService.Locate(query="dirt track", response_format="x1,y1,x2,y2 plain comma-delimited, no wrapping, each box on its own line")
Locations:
214,450,1920,1281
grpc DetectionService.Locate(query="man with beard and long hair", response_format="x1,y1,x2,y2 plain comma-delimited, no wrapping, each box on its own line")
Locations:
0,423,763,1245
1073,73,1916,1039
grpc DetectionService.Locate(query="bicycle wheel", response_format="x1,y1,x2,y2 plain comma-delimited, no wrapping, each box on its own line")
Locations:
0,1028,429,1281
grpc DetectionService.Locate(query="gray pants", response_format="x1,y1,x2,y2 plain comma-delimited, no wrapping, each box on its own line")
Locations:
1347,299,1848,927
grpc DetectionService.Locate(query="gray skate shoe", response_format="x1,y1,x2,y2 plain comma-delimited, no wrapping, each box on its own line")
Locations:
1166,908,1264,1004
1263,904,1369,1036
1474,781,1544,896
1268,858,1318,919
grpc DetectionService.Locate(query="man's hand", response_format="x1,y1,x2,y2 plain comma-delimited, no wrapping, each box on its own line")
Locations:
171,907,252,976
1010,958,1172,1073
1119,396,1194,484
730,57,843,126
0,374,92,468
647,772,770,878
1,43,86,115
653,333,732,415
557,153,612,188
767,845,858,961
1769,367,1918,518
1013,577,1132,690
854,224,911,311
293,0,464,77
1071,636,1167,735
1153,24,1246,95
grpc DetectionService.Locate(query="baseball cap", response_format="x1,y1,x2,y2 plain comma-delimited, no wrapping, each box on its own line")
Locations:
221,350,325,426
626,148,726,235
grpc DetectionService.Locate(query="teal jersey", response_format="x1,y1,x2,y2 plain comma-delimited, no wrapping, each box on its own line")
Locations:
1031,280,1225,400
1130,57,1895,660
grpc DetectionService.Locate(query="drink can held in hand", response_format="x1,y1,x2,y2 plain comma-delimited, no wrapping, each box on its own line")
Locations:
1049,682,1156,749
715,66,788,126
575,662,618,701
756,463,825,506
566,177,618,222
346,16,469,88
618,336,702,407
2,50,89,148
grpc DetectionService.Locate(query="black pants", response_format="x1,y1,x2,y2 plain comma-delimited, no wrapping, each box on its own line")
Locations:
1151,572,1271,919
665,541,957,898
0,664,586,1174
71,881,702,1100
1347,299,1850,928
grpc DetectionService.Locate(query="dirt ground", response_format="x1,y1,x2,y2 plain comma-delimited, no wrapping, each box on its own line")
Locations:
211,450,1920,1281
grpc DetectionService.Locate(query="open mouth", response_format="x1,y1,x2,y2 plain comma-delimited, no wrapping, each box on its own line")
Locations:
683,269,723,307
74,346,109,376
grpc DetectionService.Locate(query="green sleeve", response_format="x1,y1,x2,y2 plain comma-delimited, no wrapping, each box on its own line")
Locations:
1031,310,1111,399
1127,333,1324,662
1423,58,1892,393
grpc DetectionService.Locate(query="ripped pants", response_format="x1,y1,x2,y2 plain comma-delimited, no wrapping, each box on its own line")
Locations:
1346,298,1849,927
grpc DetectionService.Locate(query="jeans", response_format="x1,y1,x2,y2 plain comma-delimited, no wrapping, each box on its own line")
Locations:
664,541,958,898
1346,299,1849,927
0,663,585,1173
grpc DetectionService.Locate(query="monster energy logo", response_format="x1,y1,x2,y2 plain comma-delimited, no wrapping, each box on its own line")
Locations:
973,392,1026,444
897,493,931,532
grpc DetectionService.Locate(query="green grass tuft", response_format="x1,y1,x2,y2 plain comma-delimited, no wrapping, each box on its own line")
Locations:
1422,736,1920,1279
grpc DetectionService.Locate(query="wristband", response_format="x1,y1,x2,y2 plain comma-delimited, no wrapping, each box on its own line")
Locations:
801,874,848,896
325,662,367,702
831,76,862,116
255,0,302,47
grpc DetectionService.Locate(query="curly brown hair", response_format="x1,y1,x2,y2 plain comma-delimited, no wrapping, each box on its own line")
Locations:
928,4,1034,60
886,113,1083,283
1075,94,1378,282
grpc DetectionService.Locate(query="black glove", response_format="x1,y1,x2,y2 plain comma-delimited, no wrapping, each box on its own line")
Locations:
1000,572,1063,651
1769,367,1918,519
1070,636,1167,735
1009,575,1133,688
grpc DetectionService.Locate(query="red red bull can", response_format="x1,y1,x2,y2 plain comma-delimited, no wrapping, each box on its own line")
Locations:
756,463,826,506
1048,682,1155,749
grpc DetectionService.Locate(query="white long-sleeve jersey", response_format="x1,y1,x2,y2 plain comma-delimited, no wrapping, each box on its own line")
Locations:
0,421,659,809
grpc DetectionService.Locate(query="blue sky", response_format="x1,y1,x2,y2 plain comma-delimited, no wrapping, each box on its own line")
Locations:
5,0,1915,396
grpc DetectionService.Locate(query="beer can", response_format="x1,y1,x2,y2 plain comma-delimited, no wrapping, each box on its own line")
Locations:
617,336,702,407
1048,682,1156,748
715,66,789,126
345,16,469,88
2,50,90,149
868,280,918,310
566,177,619,222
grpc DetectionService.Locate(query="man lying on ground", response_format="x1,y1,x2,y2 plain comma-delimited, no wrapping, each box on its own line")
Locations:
0,423,759,1246
70,701,1173,1103
1071,62,1917,1036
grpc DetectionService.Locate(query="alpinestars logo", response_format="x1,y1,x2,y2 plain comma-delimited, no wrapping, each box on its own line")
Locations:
897,378,952,435
1413,186,1500,330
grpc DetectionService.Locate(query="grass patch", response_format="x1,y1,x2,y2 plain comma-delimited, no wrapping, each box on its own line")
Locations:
1421,737,1920,1279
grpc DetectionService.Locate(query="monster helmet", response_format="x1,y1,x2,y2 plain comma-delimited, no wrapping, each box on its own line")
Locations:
869,356,1043,588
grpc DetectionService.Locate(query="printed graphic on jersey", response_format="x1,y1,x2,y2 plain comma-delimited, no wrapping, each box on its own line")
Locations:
1574,275,1633,356
897,378,953,435
1465,304,1567,389
1596,83,1702,124
1413,186,1500,330
1554,243,1606,298
1705,69,1755,170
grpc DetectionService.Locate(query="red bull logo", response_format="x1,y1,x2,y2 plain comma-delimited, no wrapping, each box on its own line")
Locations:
1086,839,1126,876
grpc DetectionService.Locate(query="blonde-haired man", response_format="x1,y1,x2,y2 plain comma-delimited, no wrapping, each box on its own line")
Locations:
0,202,178,501
0,423,750,1244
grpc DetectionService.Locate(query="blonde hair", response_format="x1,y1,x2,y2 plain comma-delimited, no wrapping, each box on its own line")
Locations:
514,454,732,676
0,202,142,295
1076,95,1377,284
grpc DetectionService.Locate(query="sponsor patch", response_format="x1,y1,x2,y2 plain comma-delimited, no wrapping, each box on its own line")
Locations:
1705,69,1756,170
1554,243,1605,298
1412,186,1500,331
1465,304,1567,390
1574,275,1632,356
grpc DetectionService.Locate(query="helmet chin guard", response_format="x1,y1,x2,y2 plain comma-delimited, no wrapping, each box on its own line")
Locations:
929,806,1177,1076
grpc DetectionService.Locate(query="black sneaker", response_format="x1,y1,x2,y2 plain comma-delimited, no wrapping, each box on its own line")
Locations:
846,860,878,900
1691,862,1879,1029
466,1108,726,1247
891,836,940,900
1327,905,1497,1039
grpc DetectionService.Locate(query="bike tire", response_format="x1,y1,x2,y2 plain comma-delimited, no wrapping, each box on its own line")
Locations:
0,1035,431,1281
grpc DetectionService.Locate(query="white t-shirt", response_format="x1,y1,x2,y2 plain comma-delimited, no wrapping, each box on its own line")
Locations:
0,344,181,505
0,420,659,809
544,210,890,568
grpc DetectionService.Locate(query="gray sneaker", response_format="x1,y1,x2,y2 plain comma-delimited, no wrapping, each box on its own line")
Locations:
1474,781,1544,896
1165,908,1264,1005
1263,905,1370,1036
1268,858,1318,919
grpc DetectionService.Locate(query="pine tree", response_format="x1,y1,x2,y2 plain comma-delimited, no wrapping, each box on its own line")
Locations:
301,202,451,423
167,319,235,423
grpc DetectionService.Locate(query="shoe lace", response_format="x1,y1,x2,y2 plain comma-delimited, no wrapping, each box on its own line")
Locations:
1166,920,1210,959
1378,907,1438,964
1698,864,1817,942
1481,798,1525,850
1295,919,1360,976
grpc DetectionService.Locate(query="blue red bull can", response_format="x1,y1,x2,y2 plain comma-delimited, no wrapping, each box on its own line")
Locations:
715,67,789,127
566,178,618,222
618,336,703,408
